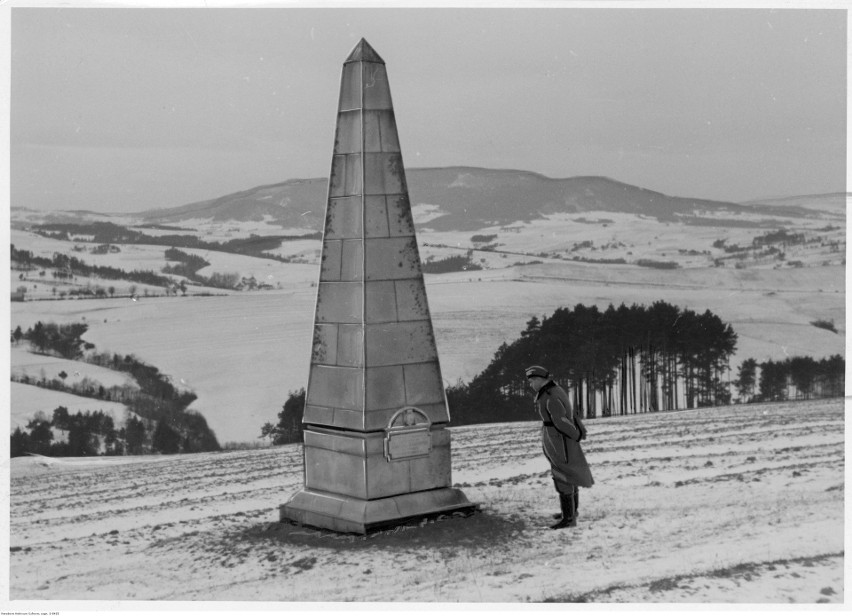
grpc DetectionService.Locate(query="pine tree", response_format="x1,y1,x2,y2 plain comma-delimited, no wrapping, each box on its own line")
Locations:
152,421,181,454
125,416,147,455
10,427,31,458
26,416,54,455
267,388,307,445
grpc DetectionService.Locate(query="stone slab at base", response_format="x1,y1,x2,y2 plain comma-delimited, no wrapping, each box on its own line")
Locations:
280,486,477,534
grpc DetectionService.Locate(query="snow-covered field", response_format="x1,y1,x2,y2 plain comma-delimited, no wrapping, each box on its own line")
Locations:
9,346,142,430
10,382,132,431
10,347,137,391
418,209,845,268
133,218,316,242
7,398,843,602
10,259,844,444
10,228,318,299
9,203,845,445
12,229,171,272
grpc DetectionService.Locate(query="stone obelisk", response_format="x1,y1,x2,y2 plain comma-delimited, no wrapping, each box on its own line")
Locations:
280,39,474,534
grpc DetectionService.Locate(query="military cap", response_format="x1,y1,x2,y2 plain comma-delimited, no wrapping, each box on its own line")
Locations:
525,365,550,379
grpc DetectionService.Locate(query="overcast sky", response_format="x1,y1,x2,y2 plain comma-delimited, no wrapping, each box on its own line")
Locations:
8,6,848,213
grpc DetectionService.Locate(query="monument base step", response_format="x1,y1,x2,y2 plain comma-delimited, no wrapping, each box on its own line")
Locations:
280,486,477,534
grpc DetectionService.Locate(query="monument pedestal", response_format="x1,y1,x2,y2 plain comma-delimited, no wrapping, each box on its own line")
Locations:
281,487,475,534
280,425,476,534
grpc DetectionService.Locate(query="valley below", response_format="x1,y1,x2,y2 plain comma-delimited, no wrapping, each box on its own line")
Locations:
10,259,845,443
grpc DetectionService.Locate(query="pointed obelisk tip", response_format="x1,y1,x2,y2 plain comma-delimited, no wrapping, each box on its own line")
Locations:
345,38,385,64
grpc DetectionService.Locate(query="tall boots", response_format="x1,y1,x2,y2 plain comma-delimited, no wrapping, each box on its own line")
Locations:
549,490,577,529
551,486,579,518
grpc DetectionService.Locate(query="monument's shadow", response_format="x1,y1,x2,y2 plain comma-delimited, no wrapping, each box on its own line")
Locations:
234,509,527,551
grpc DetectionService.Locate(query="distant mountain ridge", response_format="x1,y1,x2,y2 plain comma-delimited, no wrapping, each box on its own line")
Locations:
15,167,842,231
404,168,759,230
135,178,328,230
745,192,848,214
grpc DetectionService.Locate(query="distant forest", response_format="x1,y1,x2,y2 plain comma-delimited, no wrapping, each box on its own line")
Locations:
12,244,173,288
13,244,243,294
422,251,483,274
733,355,844,403
446,302,739,424
444,302,843,425
31,222,320,262
10,321,220,457
162,247,244,290
265,301,845,441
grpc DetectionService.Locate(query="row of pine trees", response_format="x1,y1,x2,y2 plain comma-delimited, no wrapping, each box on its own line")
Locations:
9,406,183,458
735,355,844,402
445,301,841,425
263,301,843,441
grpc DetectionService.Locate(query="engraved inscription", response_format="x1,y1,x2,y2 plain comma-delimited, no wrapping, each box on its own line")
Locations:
385,429,432,461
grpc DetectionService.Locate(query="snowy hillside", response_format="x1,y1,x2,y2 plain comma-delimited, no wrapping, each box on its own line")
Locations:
11,259,845,445
8,398,843,602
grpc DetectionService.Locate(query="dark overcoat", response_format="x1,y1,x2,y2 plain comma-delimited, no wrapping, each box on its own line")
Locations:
534,380,594,489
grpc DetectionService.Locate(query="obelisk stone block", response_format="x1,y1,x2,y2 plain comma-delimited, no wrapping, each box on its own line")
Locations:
280,38,474,534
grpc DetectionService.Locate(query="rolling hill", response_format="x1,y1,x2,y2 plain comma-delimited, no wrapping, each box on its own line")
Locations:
128,167,841,232
745,192,848,216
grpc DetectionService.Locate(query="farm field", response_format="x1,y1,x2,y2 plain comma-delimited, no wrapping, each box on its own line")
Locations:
10,228,319,300
10,382,131,432
11,292,314,445
7,398,844,602
417,207,845,269
11,347,136,391
10,260,844,444
9,345,145,431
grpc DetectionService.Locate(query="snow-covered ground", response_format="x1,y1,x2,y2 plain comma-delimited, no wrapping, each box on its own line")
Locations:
10,228,318,300
10,382,133,431
10,347,137,391
7,398,843,602
10,258,844,444
11,229,171,272
418,209,845,269
9,207,845,445
9,347,143,430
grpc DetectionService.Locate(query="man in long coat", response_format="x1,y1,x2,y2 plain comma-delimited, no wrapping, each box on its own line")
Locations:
526,365,594,529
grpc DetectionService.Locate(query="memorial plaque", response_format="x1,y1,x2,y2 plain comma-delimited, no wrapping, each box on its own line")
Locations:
385,428,432,462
